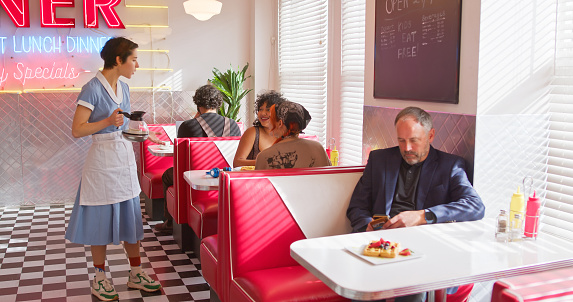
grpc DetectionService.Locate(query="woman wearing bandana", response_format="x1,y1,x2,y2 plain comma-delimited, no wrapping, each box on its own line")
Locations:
255,101,331,170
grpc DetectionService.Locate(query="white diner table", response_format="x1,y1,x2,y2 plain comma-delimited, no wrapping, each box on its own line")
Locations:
183,170,219,191
290,219,573,301
148,144,174,157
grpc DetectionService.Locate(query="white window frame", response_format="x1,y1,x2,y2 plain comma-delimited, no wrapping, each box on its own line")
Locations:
278,0,365,165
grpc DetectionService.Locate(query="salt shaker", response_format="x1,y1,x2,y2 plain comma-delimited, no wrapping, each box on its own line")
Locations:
495,210,509,242
510,213,524,242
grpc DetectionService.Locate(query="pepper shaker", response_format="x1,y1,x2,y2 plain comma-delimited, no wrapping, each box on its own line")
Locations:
495,210,509,242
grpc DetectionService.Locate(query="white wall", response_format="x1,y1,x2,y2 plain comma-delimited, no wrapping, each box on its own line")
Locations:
364,0,481,114
156,1,252,92
249,0,279,124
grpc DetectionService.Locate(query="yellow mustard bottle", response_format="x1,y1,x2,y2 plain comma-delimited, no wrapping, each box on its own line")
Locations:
509,186,525,227
330,146,339,166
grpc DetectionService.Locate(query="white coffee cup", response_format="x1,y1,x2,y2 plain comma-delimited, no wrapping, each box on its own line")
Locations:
159,141,171,150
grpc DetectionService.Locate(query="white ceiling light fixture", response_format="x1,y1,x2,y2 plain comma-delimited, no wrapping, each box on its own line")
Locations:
183,0,223,21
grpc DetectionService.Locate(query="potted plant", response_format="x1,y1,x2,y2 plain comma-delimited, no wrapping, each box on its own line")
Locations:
210,63,253,122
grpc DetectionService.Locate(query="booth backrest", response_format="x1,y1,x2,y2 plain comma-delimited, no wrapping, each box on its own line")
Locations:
491,266,573,302
169,136,241,224
138,124,173,199
217,166,364,301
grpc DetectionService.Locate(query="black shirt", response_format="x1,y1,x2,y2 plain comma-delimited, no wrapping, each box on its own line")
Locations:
389,159,423,217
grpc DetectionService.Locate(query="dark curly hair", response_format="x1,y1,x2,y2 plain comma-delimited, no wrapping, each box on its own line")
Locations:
193,85,224,110
253,90,287,127
100,37,138,70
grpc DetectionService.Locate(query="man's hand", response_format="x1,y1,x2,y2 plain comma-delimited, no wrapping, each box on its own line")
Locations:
366,223,374,232
383,210,425,229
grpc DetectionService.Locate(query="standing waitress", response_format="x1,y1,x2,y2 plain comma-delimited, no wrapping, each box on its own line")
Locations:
65,37,162,301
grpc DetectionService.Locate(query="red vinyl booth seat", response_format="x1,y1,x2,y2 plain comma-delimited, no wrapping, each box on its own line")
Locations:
433,284,474,302
138,124,173,200
165,137,241,239
491,266,573,302
231,267,347,302
213,166,366,302
200,234,219,292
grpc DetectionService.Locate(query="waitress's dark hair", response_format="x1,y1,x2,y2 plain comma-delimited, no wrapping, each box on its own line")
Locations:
101,37,138,70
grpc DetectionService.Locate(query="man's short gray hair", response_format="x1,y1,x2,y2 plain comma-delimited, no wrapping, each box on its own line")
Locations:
394,107,433,132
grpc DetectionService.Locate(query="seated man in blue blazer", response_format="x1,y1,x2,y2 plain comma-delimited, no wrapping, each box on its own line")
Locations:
347,107,485,302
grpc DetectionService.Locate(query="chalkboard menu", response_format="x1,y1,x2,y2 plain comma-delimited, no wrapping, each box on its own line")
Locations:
374,0,461,103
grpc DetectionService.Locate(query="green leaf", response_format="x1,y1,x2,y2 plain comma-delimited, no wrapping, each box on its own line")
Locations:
209,63,252,120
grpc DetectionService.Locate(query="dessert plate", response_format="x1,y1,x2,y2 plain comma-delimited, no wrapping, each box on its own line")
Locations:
345,245,424,265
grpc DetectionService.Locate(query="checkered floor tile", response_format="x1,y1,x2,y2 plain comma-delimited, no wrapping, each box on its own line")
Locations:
0,204,211,302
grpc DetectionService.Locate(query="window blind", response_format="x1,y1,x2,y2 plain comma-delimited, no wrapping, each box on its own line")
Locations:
340,0,365,166
278,0,328,146
545,0,573,241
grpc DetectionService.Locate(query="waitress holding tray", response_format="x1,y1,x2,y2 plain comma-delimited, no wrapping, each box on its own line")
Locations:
65,37,162,301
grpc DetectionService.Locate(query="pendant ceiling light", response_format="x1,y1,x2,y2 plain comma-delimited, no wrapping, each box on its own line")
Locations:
183,0,223,21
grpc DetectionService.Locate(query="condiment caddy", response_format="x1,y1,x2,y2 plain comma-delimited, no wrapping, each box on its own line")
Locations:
496,176,542,242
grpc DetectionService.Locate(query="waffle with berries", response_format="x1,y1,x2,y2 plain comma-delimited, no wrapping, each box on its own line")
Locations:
363,238,401,258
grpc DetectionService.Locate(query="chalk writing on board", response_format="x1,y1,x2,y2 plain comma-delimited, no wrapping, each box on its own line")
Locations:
374,0,461,103
422,10,446,45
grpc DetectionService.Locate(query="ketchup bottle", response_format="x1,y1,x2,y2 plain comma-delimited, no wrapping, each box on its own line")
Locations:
524,191,541,238
325,138,335,159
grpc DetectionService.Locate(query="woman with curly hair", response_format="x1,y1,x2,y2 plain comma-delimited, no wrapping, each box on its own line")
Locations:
233,90,287,167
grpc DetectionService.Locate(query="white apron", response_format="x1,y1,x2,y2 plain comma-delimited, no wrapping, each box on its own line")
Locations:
80,131,140,206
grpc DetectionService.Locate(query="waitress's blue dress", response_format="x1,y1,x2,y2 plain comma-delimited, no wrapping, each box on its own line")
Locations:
65,72,144,246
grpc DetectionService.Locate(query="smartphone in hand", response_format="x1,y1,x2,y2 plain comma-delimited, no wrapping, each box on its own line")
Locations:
369,215,389,230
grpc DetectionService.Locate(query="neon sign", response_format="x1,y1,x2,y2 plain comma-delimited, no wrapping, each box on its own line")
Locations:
1,35,112,54
1,62,82,86
0,34,110,88
41,0,74,28
0,0,124,28
0,0,29,27
84,0,124,28
0,1,133,90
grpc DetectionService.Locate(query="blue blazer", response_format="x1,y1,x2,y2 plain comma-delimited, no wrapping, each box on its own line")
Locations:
347,146,485,232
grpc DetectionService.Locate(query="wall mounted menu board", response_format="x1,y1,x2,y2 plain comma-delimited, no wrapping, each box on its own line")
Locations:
374,0,461,103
